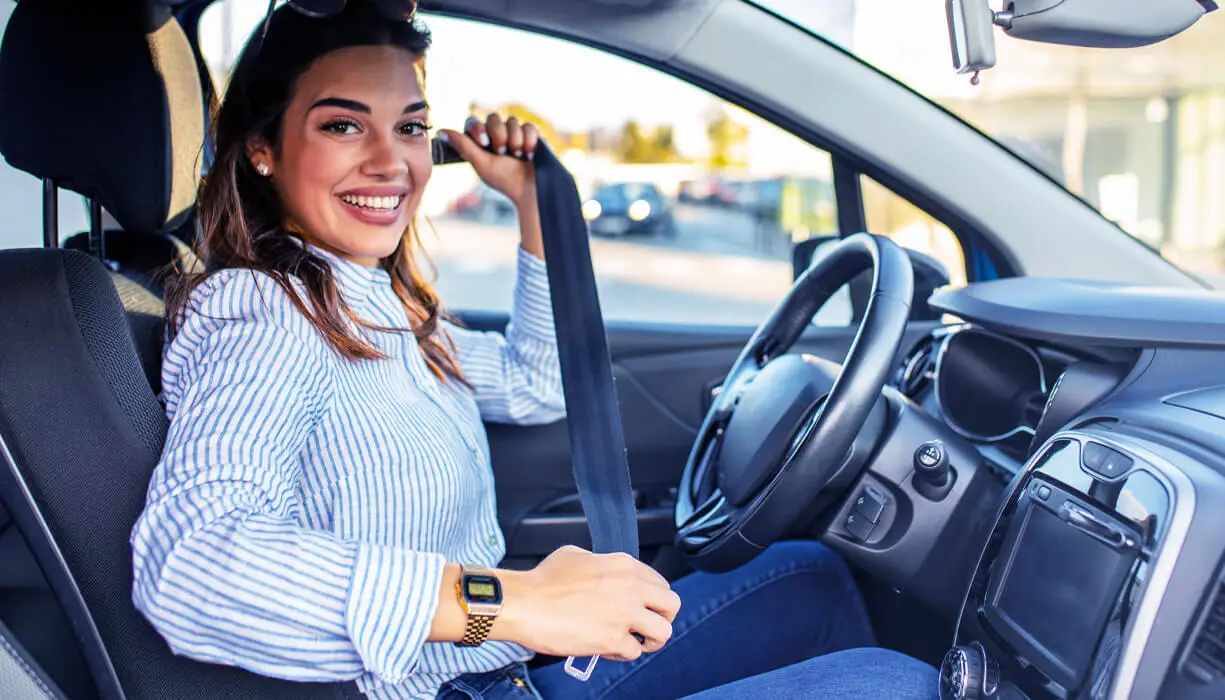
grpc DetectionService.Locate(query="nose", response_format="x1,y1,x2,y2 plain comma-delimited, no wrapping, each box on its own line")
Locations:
360,130,411,179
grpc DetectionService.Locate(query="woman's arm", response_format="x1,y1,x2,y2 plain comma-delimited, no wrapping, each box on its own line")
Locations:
439,118,568,425
442,245,565,426
132,272,450,684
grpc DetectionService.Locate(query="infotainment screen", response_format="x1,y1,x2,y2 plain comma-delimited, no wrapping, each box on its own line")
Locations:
983,486,1141,689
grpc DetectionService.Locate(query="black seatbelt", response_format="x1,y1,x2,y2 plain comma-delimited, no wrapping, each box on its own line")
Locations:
531,144,640,561
532,146,643,680
434,138,640,680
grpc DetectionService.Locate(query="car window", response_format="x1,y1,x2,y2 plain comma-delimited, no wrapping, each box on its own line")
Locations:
754,0,1225,288
198,5,968,326
0,0,91,250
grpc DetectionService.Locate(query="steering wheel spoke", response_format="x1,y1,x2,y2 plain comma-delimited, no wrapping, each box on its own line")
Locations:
676,491,730,548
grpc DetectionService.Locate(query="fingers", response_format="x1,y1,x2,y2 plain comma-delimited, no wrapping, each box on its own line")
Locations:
629,608,673,653
438,126,490,168
461,113,535,160
464,115,491,149
505,116,524,158
485,113,508,155
643,585,683,624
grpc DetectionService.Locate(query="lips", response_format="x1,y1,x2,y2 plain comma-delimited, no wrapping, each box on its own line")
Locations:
339,193,405,211
336,187,410,226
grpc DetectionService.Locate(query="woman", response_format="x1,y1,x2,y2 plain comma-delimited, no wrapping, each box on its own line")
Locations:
130,2,937,699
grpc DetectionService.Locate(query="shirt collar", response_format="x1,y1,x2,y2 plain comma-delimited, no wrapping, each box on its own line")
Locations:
295,238,393,306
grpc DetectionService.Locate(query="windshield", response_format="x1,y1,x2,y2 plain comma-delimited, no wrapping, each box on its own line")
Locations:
753,0,1225,287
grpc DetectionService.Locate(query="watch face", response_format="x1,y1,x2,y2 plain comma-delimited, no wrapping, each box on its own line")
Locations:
462,573,502,605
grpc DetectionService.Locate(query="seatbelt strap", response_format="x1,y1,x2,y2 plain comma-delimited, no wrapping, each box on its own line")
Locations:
531,144,640,562
435,138,640,681
531,146,641,681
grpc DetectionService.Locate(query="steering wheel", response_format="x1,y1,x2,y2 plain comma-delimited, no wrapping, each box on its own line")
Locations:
674,233,914,572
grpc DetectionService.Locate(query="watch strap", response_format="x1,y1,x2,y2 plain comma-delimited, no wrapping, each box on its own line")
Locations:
457,613,496,647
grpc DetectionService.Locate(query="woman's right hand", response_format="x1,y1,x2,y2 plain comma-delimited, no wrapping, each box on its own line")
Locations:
493,545,682,661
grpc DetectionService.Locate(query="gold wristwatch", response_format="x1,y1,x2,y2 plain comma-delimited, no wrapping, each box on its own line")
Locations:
455,564,503,647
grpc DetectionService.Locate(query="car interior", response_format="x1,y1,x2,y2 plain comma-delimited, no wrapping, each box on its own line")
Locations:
0,1,1224,699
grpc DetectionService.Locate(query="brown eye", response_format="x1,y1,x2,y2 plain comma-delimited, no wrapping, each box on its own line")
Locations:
399,120,430,138
320,119,361,135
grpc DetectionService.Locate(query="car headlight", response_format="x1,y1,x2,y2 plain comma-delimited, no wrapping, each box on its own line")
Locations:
582,200,602,220
628,199,652,222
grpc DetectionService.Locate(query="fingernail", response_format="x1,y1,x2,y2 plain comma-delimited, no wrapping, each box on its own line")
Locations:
498,145,507,155
479,133,490,147
438,131,449,143
513,149,523,159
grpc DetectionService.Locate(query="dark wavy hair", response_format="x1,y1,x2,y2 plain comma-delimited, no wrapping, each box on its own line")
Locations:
166,1,466,383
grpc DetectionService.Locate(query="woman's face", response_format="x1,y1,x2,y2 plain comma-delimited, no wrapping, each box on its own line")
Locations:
253,45,432,268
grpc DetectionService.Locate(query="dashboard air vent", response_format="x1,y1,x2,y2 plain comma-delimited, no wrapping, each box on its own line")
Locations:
898,336,937,398
1187,580,1225,682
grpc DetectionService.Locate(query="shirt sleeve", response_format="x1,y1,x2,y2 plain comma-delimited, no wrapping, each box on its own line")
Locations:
444,248,565,425
130,271,445,685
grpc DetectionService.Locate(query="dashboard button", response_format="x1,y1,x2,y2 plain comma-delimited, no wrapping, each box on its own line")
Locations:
844,512,876,542
852,485,888,523
1083,441,1134,478
1036,484,1051,501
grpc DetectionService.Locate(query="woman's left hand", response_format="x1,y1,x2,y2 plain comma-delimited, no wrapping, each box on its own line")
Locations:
437,114,539,209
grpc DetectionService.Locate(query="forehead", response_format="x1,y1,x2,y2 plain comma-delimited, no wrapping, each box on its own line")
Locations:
292,45,426,109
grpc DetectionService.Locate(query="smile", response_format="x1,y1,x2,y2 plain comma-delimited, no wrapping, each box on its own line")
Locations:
339,194,405,211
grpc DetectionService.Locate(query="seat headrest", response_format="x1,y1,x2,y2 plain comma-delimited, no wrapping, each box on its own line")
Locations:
0,0,204,234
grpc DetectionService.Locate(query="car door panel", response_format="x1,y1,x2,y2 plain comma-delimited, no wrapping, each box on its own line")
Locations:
459,311,939,566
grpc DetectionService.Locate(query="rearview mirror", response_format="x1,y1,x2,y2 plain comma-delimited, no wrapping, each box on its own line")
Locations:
946,0,997,77
1000,0,1215,48
947,0,1217,78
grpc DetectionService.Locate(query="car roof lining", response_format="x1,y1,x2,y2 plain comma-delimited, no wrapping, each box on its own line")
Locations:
420,0,721,62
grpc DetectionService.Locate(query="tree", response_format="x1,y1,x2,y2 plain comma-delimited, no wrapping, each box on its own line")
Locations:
706,107,749,169
617,121,682,163
651,126,679,163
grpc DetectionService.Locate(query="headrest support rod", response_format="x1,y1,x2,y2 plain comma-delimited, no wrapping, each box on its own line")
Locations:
41,179,58,249
89,199,105,261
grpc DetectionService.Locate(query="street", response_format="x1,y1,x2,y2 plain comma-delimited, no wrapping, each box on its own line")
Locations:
424,203,814,327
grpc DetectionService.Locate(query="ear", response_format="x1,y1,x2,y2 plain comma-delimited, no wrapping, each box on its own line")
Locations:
246,138,276,177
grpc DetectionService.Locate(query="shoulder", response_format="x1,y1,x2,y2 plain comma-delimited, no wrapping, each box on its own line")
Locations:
163,269,334,386
174,268,322,347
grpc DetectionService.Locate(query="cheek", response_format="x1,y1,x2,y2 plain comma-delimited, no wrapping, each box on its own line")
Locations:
280,136,346,210
407,155,432,207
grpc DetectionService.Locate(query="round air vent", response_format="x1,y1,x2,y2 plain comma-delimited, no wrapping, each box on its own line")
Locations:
898,336,938,397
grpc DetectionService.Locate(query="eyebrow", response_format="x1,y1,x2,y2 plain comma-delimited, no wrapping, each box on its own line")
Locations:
308,97,429,114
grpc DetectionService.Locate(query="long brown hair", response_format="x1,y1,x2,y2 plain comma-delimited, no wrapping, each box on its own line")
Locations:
166,1,465,383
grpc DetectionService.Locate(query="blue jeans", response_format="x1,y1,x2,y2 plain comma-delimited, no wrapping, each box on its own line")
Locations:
436,540,939,700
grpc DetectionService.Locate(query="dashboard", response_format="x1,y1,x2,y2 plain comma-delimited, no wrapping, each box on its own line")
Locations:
878,278,1225,700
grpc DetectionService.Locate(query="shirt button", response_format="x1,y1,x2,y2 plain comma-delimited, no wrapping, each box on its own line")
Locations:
488,534,498,546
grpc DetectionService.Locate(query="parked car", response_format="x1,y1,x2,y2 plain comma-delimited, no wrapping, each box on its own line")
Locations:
582,181,676,237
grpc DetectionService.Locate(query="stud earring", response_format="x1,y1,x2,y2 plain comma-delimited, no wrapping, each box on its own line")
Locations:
255,163,271,176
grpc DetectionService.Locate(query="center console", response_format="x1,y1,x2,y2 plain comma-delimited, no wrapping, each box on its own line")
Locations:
941,428,1186,700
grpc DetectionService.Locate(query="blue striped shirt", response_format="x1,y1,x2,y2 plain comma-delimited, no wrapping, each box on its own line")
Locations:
130,244,565,699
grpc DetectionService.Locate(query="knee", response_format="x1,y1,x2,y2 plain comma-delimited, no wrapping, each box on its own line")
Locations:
814,647,939,699
753,539,853,580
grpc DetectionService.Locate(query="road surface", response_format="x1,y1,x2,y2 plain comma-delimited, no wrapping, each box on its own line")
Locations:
424,204,828,327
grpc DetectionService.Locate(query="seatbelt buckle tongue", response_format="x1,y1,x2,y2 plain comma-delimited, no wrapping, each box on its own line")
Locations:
564,655,599,681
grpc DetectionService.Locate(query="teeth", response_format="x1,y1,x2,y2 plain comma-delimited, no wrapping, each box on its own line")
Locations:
341,194,403,210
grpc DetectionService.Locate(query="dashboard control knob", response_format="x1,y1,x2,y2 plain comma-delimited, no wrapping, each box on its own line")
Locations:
914,440,954,499
939,643,998,700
